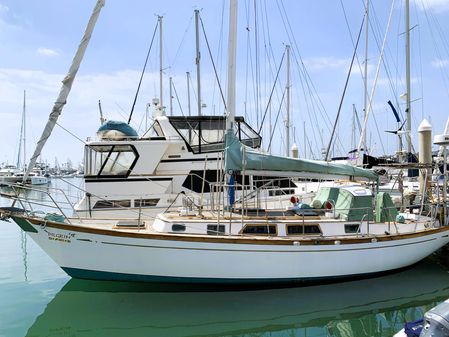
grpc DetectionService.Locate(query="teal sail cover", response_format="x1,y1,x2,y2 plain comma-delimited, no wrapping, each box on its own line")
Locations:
97,121,138,138
224,131,378,181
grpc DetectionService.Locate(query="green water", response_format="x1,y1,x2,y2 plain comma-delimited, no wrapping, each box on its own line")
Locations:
1,180,449,337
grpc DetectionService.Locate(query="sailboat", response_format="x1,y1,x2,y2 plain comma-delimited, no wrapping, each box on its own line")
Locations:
1,0,449,284
0,91,49,186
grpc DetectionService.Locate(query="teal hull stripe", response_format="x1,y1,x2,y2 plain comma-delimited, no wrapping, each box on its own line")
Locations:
13,217,38,233
61,267,402,285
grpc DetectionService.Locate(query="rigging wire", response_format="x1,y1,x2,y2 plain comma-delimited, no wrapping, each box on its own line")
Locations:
420,0,449,101
172,80,185,116
344,0,400,155
210,0,226,115
254,0,260,130
127,21,158,125
257,51,285,135
260,0,287,151
357,0,398,156
414,2,425,120
170,12,194,67
199,15,227,111
276,0,345,155
268,88,286,153
244,0,252,121
325,14,366,160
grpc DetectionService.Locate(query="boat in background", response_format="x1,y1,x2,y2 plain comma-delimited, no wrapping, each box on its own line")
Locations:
74,112,267,219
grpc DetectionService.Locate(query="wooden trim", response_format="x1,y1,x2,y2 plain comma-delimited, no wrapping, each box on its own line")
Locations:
19,215,449,246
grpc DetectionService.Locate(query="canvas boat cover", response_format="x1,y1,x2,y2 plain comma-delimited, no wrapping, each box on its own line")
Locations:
224,131,378,181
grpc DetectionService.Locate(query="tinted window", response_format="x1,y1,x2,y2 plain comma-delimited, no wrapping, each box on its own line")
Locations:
135,199,159,207
93,200,131,209
242,225,276,235
287,225,321,235
207,224,225,235
345,224,360,234
172,224,186,232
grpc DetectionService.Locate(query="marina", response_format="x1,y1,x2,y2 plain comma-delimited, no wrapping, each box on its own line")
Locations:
2,0,449,336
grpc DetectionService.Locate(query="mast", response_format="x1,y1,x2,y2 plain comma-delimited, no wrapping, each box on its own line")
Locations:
23,90,26,170
186,71,191,116
363,0,369,153
23,0,105,183
195,9,202,116
285,45,291,157
303,121,306,158
169,76,173,116
226,0,238,131
158,15,164,109
405,0,412,153
17,90,26,169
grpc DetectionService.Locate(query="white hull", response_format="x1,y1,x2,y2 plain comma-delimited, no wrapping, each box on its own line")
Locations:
19,218,449,283
0,175,48,185
30,176,49,185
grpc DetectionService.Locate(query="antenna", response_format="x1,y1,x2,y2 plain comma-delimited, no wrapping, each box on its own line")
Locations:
98,99,105,125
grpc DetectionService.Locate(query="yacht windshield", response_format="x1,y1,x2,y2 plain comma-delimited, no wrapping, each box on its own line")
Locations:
169,116,261,154
85,144,138,178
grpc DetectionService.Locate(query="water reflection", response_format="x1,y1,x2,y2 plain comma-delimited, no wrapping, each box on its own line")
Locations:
26,257,449,337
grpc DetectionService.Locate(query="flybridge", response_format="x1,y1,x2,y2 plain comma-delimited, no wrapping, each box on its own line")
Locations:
92,115,261,153
165,115,261,154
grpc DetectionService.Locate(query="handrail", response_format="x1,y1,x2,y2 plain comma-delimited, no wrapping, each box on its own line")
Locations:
1,183,78,224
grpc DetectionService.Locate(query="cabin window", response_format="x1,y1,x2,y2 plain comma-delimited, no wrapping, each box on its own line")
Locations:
84,144,139,178
286,224,321,235
171,224,186,232
345,224,360,234
207,224,225,235
93,200,131,209
135,199,159,207
241,224,277,235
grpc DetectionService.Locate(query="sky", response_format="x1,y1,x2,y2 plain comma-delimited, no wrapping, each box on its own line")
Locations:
1,0,449,168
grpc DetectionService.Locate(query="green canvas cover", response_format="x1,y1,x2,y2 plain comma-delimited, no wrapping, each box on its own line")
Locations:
224,131,378,181
335,189,373,221
375,192,399,222
312,187,340,209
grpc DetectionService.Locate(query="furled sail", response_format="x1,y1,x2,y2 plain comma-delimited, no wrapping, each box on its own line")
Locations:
23,0,105,182
224,131,378,181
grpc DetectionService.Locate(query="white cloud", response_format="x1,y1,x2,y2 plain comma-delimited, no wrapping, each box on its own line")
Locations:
36,47,60,57
414,0,449,12
0,67,196,164
303,57,349,71
431,58,449,68
0,4,9,15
